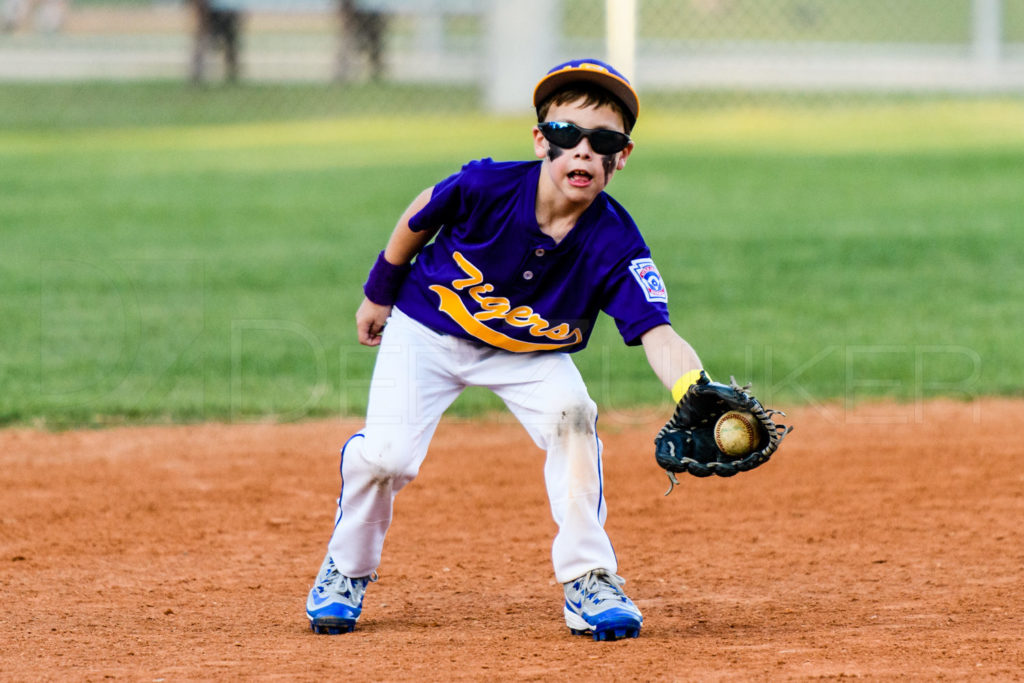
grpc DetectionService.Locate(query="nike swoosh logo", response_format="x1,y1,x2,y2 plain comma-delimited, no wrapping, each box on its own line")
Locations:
309,592,332,608
566,598,584,611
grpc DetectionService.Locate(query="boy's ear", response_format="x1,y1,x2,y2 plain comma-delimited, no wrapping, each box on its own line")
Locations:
616,141,635,170
532,125,548,159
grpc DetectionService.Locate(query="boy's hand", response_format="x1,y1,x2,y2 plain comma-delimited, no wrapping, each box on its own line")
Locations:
356,298,392,346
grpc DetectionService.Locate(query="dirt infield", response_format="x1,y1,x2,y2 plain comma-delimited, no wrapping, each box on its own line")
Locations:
2,399,1022,680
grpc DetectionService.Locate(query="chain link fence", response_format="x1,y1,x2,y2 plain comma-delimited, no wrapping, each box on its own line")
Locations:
2,0,1023,121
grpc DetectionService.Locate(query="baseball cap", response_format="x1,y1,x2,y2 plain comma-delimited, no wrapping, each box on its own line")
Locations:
533,58,639,126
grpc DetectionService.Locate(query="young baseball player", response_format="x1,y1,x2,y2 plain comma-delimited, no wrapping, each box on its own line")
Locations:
306,59,704,641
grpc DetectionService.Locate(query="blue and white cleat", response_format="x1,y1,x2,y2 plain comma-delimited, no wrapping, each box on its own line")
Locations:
306,554,375,634
563,569,643,641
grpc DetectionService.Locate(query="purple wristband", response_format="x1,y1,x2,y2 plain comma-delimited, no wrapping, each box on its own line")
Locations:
363,251,412,306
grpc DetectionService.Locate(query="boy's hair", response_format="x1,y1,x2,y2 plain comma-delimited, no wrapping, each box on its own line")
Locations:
536,84,635,135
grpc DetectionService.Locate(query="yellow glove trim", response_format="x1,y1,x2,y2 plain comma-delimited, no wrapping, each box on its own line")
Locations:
671,368,706,403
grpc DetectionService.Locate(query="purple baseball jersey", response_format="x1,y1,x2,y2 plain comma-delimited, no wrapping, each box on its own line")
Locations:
394,158,670,353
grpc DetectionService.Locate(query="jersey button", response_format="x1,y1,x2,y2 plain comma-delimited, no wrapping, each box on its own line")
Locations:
534,248,545,257
522,270,534,280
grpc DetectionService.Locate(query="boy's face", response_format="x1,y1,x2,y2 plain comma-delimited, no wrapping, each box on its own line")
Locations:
533,98,634,206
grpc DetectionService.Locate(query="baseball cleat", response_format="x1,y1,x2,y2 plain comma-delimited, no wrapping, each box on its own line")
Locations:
563,569,642,641
306,554,375,634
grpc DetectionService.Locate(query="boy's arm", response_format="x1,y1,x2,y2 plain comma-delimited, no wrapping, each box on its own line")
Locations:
382,186,437,266
640,324,703,398
357,186,436,346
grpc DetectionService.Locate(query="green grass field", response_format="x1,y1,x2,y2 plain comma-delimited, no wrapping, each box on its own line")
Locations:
1,83,1022,427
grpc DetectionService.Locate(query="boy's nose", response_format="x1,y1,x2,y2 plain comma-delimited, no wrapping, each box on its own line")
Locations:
572,136,594,156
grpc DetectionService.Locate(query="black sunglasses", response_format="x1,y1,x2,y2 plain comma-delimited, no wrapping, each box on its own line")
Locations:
538,121,631,155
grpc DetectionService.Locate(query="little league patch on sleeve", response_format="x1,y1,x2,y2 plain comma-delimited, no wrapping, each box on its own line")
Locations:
628,258,668,303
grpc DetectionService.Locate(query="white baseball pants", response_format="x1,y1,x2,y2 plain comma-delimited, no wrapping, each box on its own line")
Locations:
326,307,616,583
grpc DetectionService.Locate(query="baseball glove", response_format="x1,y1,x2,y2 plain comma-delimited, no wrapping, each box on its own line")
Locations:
654,371,792,495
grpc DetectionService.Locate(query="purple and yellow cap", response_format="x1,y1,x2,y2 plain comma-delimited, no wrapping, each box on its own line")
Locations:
533,58,639,125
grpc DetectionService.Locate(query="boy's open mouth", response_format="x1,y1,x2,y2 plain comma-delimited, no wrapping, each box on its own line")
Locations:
568,169,592,186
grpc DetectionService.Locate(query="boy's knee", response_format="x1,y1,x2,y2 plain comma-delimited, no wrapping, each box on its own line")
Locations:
364,460,405,492
555,398,598,437
357,438,419,488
